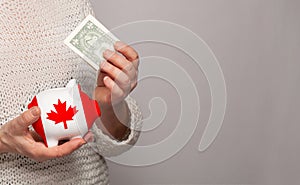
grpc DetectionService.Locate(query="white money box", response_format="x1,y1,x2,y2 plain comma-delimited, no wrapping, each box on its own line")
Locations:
28,79,101,147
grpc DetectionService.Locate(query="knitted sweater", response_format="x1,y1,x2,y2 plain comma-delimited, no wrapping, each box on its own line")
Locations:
0,0,142,184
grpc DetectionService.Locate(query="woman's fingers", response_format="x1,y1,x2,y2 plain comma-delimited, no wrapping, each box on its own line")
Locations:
0,107,85,162
103,76,128,104
28,138,85,162
104,76,124,97
95,41,139,105
101,61,131,89
103,50,127,70
14,107,40,134
103,49,138,79
114,41,139,69
46,138,85,159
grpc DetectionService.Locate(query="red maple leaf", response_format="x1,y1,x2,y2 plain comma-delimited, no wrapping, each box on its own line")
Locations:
46,99,78,129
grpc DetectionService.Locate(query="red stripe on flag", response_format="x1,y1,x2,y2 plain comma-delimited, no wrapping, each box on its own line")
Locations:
28,96,48,147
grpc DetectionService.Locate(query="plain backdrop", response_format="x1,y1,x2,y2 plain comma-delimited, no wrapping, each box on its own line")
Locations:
91,0,300,184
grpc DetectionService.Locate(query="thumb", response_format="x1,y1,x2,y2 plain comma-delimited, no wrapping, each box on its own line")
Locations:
15,106,41,131
83,131,94,143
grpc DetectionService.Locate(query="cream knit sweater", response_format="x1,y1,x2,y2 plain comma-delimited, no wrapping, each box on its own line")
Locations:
0,0,142,184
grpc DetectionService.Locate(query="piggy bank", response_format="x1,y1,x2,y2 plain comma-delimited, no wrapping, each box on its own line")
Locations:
28,79,101,147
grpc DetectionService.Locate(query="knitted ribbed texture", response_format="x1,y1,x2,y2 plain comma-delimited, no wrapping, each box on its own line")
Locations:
0,0,142,184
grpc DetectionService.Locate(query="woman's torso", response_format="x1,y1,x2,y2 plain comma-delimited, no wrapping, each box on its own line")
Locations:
0,1,109,184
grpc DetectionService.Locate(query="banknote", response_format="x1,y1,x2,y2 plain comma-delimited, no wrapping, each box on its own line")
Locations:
64,15,119,70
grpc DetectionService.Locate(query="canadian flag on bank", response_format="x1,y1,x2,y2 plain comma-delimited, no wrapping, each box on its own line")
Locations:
28,79,101,147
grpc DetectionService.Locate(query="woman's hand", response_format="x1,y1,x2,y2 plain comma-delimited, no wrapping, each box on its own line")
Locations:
0,107,86,162
95,41,139,106
94,41,139,140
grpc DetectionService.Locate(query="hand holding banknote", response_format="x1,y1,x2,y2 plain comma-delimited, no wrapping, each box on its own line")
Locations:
65,15,139,140
96,41,139,107
95,41,139,140
65,15,139,106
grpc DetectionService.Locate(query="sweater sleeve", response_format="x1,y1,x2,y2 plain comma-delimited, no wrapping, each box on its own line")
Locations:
88,96,143,157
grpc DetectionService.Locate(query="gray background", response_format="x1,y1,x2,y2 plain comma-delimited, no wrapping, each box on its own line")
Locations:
91,0,300,184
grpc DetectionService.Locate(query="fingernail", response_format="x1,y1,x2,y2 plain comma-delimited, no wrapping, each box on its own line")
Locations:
114,41,124,49
76,139,85,146
103,49,113,57
30,107,40,117
85,135,94,143
87,138,94,143
103,76,109,82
